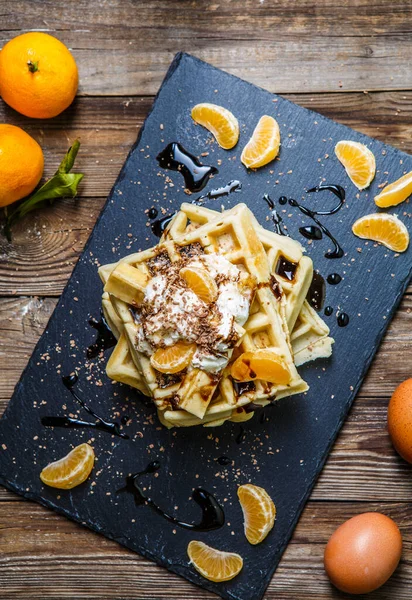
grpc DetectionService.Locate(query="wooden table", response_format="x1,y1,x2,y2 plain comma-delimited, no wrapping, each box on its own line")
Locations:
1,1,412,598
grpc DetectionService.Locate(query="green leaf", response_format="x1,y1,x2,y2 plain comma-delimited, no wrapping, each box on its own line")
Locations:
4,140,84,241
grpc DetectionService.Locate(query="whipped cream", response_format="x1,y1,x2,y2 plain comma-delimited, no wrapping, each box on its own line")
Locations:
135,251,255,373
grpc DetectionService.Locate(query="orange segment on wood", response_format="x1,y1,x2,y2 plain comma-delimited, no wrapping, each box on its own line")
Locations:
187,540,243,582
335,140,376,190
180,266,218,303
191,103,239,150
40,443,95,490
230,349,291,384
150,342,196,374
241,115,280,169
352,213,409,253
238,484,276,545
375,171,412,208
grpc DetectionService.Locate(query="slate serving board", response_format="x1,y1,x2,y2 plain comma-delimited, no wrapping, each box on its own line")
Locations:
1,52,412,600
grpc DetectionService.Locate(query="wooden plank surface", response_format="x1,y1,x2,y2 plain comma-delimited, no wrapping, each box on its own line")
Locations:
2,1,412,94
1,1,412,598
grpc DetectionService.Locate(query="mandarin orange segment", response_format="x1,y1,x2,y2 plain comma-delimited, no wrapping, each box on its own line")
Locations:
352,213,409,253
187,540,243,582
238,484,276,545
231,349,292,384
40,443,95,490
191,103,239,150
241,115,280,169
180,266,218,303
375,171,412,208
150,342,196,374
335,140,376,190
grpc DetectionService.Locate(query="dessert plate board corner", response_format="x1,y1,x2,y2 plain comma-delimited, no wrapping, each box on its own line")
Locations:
1,52,412,600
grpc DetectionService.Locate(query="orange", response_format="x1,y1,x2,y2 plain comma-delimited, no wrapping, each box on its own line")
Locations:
150,342,196,374
40,443,94,490
187,540,243,582
241,115,280,169
191,103,239,150
375,171,412,208
231,349,291,384
180,266,218,303
0,124,44,207
352,213,409,253
335,140,376,190
0,32,78,119
238,484,276,545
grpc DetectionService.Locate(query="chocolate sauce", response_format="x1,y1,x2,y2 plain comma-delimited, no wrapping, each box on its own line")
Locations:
41,415,122,436
279,195,288,206
289,198,344,259
148,207,158,219
307,272,326,311
337,312,350,327
324,306,333,317
118,461,224,531
61,373,128,439
285,183,345,258
264,194,288,236
299,225,323,240
217,456,232,466
236,426,246,444
306,184,345,214
87,314,116,359
195,180,242,204
276,256,298,281
233,380,256,396
156,142,218,193
327,273,342,285
121,415,130,425
151,212,177,238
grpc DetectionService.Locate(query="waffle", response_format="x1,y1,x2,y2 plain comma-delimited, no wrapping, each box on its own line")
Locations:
161,203,334,364
99,204,307,427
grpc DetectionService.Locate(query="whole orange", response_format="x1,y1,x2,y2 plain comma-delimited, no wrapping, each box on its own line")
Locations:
0,124,44,207
388,378,412,463
0,32,78,119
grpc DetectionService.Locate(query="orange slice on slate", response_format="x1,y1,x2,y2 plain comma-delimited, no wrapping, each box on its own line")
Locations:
180,266,218,303
231,349,291,384
241,115,280,169
191,103,239,150
375,171,412,208
151,342,196,374
187,540,243,582
335,140,376,190
40,443,95,490
238,484,276,545
352,213,409,252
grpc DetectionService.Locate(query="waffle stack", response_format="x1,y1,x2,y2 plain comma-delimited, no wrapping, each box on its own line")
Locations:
99,203,334,427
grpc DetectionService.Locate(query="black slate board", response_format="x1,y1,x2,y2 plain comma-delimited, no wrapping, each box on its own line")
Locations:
1,53,412,600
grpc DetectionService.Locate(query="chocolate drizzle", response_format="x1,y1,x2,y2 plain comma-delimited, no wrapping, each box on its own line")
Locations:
327,273,342,285
217,456,233,466
87,314,116,359
263,194,288,236
276,256,298,282
150,213,176,238
324,306,333,317
307,272,326,311
56,373,128,439
195,180,242,204
337,312,350,327
156,142,218,193
233,380,256,396
286,183,345,258
299,225,322,240
117,461,224,531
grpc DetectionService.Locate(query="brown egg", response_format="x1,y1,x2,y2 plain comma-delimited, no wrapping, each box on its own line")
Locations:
324,512,402,594
388,378,412,463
